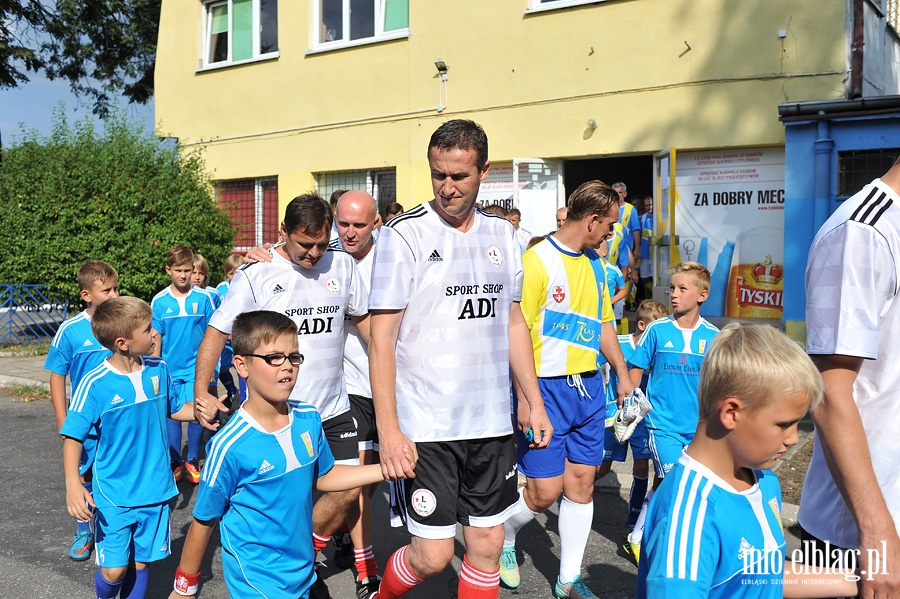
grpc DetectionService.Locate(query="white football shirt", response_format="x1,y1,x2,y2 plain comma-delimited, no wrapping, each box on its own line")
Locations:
331,237,374,399
209,247,368,421
799,178,900,549
369,203,523,442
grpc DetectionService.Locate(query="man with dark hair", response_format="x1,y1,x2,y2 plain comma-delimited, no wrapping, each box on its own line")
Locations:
368,119,552,599
194,192,369,598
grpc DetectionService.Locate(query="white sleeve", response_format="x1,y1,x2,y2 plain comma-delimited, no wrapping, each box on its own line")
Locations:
369,226,414,310
208,267,260,335
806,221,897,358
345,257,369,317
511,228,524,302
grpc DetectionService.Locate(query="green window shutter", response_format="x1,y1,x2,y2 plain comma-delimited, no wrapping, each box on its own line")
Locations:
233,0,253,61
384,0,408,31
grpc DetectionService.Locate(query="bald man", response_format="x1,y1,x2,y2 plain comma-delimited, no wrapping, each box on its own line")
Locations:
556,206,568,229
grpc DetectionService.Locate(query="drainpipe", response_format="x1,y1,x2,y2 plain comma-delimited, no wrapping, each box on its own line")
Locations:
814,118,834,231
850,0,864,98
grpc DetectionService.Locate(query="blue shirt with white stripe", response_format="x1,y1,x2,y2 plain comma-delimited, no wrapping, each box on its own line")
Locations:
150,286,217,382
60,356,182,508
45,311,111,391
630,315,719,436
637,453,785,598
193,402,335,599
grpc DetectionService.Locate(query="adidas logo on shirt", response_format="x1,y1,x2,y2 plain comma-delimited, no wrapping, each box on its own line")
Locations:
258,460,275,475
166,307,174,314
273,284,285,294
664,340,675,348
427,250,443,262
111,394,124,405
82,339,94,347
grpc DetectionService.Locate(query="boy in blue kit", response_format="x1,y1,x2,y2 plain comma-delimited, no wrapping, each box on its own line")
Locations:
215,254,246,404
62,296,197,599
46,260,119,561
595,299,667,535
167,311,386,599
626,262,719,561
151,245,217,485
636,325,859,598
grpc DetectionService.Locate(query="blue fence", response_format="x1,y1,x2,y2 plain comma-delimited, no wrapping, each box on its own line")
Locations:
0,284,68,344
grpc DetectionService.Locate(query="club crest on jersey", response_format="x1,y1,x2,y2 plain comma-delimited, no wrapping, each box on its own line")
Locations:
325,277,341,295
552,286,566,303
151,376,160,395
486,245,504,268
411,489,437,517
191,302,198,314
698,339,707,354
301,431,314,457
768,498,782,528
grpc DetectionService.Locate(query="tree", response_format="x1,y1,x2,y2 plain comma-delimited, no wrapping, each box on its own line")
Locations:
0,110,235,305
1,0,159,117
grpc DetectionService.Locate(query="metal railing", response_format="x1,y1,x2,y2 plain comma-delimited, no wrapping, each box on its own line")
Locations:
0,284,68,344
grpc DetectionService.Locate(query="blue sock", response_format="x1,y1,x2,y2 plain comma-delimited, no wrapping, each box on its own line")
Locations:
95,570,124,599
121,566,150,599
187,421,204,462
626,475,649,528
167,418,183,464
76,481,93,534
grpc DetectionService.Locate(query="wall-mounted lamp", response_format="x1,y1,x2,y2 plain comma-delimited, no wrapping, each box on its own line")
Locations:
435,59,449,113
583,118,598,140
586,119,597,130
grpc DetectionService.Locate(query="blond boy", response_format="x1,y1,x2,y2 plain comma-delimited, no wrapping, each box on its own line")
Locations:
636,325,858,598
46,260,119,560
62,297,196,599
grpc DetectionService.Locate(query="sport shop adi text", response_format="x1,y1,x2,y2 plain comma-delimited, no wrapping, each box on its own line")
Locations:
742,540,891,584
445,284,505,320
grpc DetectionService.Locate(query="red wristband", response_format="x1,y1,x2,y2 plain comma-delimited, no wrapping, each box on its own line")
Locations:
174,566,200,596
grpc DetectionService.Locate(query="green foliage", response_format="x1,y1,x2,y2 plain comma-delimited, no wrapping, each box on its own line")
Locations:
0,109,234,306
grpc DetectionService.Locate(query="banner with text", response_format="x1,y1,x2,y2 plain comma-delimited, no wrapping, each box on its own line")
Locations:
674,148,785,319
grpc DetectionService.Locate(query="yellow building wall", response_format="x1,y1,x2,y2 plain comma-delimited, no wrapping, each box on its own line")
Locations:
156,0,847,210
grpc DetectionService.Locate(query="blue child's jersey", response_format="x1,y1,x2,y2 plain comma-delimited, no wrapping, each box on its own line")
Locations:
194,402,335,599
604,334,650,419
637,453,786,599
630,315,719,436
150,286,217,381
215,280,229,299
60,356,183,508
44,312,111,390
640,212,653,260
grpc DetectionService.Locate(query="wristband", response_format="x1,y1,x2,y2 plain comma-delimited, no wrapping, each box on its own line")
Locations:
174,566,200,596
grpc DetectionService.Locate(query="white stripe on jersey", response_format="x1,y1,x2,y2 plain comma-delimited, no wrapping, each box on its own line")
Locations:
667,468,713,581
203,416,252,488
69,361,108,413
51,312,89,348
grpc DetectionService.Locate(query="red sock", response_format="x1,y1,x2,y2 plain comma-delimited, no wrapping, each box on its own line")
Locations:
312,532,330,557
376,545,423,599
354,545,379,582
457,555,500,599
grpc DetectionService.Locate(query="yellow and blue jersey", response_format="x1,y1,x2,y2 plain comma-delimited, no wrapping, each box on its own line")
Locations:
521,236,614,377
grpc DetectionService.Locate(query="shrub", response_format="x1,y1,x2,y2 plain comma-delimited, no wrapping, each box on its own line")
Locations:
0,109,234,305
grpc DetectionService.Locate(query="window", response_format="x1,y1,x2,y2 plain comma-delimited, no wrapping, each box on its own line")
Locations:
837,149,900,197
312,0,408,50
216,178,279,250
316,168,397,217
526,0,609,13
204,0,278,67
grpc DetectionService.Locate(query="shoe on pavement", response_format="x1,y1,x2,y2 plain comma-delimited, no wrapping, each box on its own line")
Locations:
356,576,381,599
554,575,597,599
332,532,354,570
69,530,93,561
185,458,201,484
310,567,332,599
623,533,641,565
499,546,520,589
171,461,183,483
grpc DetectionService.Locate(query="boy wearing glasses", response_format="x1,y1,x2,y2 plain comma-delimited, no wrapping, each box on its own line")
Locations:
170,311,386,599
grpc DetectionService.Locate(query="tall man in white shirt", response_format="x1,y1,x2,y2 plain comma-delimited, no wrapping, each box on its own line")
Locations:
369,119,552,599
798,157,900,598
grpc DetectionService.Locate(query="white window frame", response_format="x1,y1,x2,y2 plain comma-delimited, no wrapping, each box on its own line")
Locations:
309,0,409,54
200,0,280,71
525,0,610,14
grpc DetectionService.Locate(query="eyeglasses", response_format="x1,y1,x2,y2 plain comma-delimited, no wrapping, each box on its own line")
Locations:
242,353,305,366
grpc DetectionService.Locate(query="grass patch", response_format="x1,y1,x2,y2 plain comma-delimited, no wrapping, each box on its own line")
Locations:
2,384,51,402
0,341,52,356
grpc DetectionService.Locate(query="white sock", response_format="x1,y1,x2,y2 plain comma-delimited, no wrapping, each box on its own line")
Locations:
629,488,654,544
558,495,593,584
503,486,537,548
